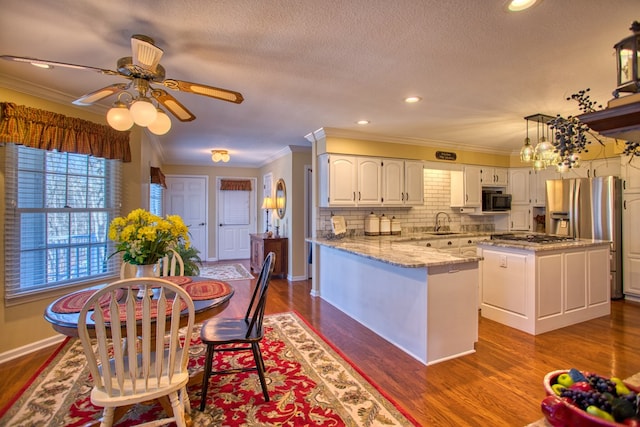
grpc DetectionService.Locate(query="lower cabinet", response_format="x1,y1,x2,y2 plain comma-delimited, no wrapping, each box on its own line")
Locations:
509,205,531,231
623,194,640,299
478,244,610,335
250,234,288,278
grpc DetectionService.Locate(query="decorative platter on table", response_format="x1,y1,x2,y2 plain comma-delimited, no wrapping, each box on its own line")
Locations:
541,369,640,426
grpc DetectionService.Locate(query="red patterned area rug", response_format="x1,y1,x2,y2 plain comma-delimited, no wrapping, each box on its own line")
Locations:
0,312,419,426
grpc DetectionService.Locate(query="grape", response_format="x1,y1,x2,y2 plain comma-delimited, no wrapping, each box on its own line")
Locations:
556,372,638,422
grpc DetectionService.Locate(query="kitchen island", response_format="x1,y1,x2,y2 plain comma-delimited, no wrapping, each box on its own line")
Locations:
477,236,611,335
310,235,482,365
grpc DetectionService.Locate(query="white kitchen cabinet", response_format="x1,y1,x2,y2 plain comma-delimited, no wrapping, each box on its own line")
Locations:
381,159,424,206
509,168,531,205
451,166,482,208
481,167,508,186
404,160,425,205
621,155,640,193
564,158,621,178
509,205,531,231
478,243,610,335
357,157,383,205
530,168,561,207
623,193,640,299
318,154,381,207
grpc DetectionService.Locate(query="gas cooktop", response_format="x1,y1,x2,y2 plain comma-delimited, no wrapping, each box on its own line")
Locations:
490,233,576,244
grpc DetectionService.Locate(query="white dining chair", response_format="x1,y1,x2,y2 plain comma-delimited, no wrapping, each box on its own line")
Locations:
78,277,195,427
159,248,184,276
119,249,184,279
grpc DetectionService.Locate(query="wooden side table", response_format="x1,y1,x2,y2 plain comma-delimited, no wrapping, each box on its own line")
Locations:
250,233,288,278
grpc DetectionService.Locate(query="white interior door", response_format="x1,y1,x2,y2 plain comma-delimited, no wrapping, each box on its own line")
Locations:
217,177,256,260
165,176,208,259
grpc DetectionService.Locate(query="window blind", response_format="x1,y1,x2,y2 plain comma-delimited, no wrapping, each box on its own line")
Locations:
4,144,122,300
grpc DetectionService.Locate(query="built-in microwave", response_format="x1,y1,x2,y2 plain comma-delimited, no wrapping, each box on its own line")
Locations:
482,190,512,211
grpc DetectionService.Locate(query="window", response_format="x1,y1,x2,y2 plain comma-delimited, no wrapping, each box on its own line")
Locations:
4,144,121,300
150,183,164,216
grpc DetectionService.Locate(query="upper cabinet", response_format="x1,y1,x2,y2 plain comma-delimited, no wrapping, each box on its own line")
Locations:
480,167,508,186
318,154,357,207
563,158,621,179
508,168,531,205
357,157,383,205
530,168,561,207
318,154,422,208
451,166,482,208
382,159,424,206
622,155,640,193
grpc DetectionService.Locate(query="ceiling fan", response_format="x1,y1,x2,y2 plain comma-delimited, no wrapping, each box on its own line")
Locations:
1,34,244,130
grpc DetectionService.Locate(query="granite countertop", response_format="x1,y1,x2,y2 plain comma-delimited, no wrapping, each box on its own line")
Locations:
309,234,484,268
477,238,611,252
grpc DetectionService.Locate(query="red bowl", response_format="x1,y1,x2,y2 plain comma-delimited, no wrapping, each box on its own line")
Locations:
541,370,639,427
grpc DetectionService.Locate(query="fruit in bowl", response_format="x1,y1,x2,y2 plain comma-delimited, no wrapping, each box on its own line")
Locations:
542,369,640,426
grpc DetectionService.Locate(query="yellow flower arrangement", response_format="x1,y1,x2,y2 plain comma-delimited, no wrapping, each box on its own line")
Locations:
108,208,190,265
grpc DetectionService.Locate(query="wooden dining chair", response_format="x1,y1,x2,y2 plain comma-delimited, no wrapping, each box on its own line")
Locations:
199,252,275,411
78,277,195,427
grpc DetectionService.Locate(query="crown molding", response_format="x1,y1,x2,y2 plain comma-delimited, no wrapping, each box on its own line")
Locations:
0,72,108,115
257,144,311,167
307,126,511,156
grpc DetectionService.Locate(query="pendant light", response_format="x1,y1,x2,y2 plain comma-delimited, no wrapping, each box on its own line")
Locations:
535,121,554,165
520,119,534,162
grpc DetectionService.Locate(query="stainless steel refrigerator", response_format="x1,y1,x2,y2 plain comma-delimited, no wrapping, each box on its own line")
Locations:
545,176,623,299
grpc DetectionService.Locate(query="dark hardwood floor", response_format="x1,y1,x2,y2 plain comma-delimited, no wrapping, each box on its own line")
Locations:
2,260,640,426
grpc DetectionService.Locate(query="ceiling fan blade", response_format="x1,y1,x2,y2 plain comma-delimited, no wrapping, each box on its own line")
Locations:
151,88,196,122
72,83,130,106
161,79,244,104
0,55,119,76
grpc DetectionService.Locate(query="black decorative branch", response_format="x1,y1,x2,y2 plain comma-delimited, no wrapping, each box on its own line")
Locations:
549,88,639,167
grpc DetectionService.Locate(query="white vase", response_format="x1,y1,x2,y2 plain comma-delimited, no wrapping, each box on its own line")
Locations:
134,264,156,298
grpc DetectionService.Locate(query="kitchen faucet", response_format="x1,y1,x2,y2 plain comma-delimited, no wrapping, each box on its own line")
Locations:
434,211,451,231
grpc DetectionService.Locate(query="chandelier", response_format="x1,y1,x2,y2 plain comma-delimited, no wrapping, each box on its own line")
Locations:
211,150,230,163
520,114,556,170
106,79,172,135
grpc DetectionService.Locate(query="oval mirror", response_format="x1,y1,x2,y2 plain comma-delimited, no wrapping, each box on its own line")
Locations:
275,178,286,219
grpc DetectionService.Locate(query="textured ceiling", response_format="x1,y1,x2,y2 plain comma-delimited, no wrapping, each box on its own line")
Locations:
0,0,637,166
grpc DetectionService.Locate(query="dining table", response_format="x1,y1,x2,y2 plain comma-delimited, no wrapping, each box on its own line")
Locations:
43,275,235,427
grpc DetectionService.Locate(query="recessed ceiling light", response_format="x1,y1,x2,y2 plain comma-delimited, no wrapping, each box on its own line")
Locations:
507,0,539,12
404,96,422,103
356,120,370,125
31,62,52,69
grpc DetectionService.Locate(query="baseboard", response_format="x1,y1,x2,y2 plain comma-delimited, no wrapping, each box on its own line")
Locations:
288,274,308,282
0,334,66,364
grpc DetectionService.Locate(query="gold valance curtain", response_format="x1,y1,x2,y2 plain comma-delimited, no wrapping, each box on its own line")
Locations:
0,102,131,162
150,166,167,188
220,179,252,191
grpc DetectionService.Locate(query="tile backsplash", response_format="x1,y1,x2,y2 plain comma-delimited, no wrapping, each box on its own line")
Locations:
317,169,495,237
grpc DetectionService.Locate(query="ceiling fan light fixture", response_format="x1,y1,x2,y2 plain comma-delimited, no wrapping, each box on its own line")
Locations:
147,108,172,135
129,97,158,126
131,34,163,72
106,101,134,131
